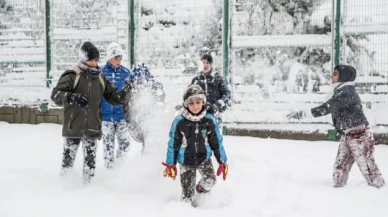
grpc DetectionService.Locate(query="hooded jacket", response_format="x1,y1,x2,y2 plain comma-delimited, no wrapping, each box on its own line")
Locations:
310,65,368,134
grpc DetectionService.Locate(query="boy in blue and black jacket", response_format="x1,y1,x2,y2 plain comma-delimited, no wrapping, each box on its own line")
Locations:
162,84,228,207
287,65,384,189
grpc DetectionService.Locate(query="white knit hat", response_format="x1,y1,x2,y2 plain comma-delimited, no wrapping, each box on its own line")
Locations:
106,42,124,60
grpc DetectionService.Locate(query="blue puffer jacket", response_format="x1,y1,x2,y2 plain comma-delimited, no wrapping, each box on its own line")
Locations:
100,62,131,122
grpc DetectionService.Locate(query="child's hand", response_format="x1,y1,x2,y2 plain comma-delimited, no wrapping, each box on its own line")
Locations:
217,163,228,180
205,102,219,114
162,162,177,180
286,111,306,120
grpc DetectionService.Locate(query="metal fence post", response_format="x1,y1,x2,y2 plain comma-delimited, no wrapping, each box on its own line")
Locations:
334,0,341,66
222,0,230,83
45,0,51,88
129,0,135,68
341,0,348,65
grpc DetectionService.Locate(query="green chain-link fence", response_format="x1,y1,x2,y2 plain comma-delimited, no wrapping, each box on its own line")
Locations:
228,0,334,124
0,0,130,103
135,0,223,72
341,0,388,120
0,0,387,125
50,0,130,84
0,0,46,102
133,0,224,104
227,0,388,125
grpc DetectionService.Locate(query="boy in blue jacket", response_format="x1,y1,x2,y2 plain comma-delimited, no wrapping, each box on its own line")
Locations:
162,84,228,207
287,65,384,188
100,42,132,169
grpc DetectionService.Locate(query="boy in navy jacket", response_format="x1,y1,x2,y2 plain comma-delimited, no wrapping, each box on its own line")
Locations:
191,54,231,130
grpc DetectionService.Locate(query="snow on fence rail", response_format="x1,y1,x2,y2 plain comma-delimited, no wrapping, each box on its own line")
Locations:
232,35,332,49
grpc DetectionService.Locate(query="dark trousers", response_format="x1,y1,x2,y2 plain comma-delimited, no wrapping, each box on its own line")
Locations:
179,158,217,201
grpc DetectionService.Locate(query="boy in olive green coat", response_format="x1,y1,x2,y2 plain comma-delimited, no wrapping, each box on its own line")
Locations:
51,41,133,184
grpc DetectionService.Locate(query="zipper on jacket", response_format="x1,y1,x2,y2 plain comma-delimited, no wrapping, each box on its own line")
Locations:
111,69,115,121
83,75,91,136
204,76,208,97
201,72,210,97
194,122,199,165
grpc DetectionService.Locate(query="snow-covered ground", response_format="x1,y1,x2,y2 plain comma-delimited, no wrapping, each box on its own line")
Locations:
1,122,388,217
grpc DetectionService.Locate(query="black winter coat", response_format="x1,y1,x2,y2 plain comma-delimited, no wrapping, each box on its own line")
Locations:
311,84,368,134
191,70,231,105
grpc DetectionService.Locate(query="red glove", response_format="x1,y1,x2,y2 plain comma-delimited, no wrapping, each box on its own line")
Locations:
217,163,228,180
162,162,177,180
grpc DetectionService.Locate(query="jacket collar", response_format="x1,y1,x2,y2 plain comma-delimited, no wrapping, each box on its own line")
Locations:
77,62,101,78
106,61,121,71
182,107,206,122
325,81,355,100
200,68,213,78
333,81,354,92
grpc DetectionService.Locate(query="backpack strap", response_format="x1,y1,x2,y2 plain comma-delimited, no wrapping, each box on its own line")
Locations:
71,65,82,90
73,73,81,90
98,74,105,91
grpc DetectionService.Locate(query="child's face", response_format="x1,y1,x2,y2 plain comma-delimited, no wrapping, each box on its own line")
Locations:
109,55,122,68
84,59,99,68
202,59,211,74
188,98,204,114
331,69,339,84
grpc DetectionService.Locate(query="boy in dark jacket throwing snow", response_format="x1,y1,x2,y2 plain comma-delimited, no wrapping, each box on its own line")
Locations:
287,65,384,188
162,84,228,206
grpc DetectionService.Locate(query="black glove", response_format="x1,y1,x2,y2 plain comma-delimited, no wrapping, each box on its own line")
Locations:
205,102,219,115
215,99,227,113
286,111,306,120
122,80,135,94
118,80,135,104
224,98,232,107
67,93,88,107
